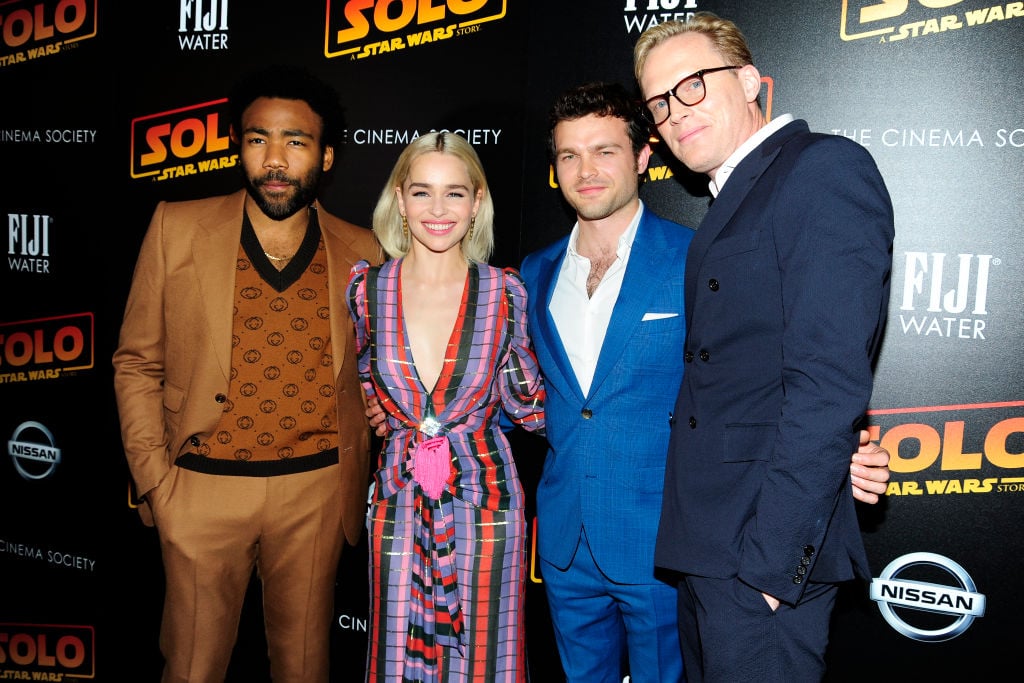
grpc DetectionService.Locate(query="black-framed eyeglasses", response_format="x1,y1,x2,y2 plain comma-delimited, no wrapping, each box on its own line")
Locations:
642,65,740,125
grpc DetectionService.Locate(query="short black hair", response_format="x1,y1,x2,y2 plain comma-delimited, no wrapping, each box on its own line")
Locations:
547,82,649,160
228,64,346,149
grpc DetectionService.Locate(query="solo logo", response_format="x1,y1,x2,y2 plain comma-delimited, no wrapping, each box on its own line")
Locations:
0,313,94,382
7,421,61,480
840,0,1023,43
0,0,98,68
898,251,996,339
130,98,237,181
7,213,51,274
870,552,986,641
0,623,95,679
325,0,506,60
178,0,229,50
868,400,1024,496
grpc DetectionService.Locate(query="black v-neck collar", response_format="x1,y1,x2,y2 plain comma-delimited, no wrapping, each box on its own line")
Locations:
241,206,321,292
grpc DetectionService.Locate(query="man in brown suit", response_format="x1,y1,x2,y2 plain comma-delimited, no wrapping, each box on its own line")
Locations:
113,65,380,683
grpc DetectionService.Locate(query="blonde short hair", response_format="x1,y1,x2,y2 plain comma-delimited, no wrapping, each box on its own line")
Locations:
373,132,495,263
633,11,755,86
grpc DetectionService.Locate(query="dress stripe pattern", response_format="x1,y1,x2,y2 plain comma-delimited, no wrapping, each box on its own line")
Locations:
347,259,544,683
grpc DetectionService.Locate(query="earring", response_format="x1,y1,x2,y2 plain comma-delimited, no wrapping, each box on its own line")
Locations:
401,214,409,240
468,215,476,241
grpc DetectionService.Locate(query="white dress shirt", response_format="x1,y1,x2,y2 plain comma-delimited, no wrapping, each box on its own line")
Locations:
548,203,644,397
710,113,794,197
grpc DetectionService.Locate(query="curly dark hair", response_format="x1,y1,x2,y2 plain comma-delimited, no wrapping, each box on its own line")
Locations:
547,81,649,160
228,64,346,150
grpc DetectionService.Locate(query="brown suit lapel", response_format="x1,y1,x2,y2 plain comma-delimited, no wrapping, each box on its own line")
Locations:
192,190,246,382
321,203,361,383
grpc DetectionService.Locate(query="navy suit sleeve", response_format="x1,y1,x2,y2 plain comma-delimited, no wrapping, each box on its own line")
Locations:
739,137,894,603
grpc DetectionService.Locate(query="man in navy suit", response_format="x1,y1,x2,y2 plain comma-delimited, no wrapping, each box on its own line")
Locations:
635,12,895,681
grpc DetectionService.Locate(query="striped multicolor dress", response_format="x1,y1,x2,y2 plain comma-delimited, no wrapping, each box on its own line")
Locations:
346,259,545,683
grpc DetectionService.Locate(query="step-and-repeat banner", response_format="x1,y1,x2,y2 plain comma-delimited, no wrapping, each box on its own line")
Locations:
1,1,1020,680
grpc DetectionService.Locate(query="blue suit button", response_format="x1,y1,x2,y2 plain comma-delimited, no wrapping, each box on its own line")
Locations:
708,278,719,291
688,416,697,429
581,409,593,419
684,351,694,362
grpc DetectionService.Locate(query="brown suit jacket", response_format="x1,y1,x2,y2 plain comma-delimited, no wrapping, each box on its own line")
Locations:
113,189,381,544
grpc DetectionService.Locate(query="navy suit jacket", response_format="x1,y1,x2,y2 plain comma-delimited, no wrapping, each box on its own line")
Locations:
521,207,694,584
656,120,894,605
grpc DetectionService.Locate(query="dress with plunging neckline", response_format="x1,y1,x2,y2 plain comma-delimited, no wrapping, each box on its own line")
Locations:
347,258,545,683
397,263,468,400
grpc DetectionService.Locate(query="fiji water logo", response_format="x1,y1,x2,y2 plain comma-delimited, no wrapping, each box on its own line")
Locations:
177,0,229,50
898,252,998,339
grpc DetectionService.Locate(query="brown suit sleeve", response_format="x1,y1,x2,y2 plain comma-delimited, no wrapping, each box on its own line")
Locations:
113,202,174,505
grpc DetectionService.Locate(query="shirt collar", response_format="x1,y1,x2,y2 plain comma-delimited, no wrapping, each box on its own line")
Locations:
709,113,794,197
566,200,644,260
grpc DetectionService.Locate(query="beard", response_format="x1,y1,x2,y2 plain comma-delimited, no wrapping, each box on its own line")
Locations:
243,166,323,220
573,199,620,222
570,185,635,223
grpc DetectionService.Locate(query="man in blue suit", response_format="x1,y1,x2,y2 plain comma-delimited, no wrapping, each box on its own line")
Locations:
520,82,694,683
635,13,895,682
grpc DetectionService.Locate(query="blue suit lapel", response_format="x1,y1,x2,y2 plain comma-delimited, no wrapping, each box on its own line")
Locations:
530,240,586,401
588,212,673,399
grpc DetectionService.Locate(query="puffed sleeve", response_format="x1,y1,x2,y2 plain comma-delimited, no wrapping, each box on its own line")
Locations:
345,259,376,400
498,267,545,433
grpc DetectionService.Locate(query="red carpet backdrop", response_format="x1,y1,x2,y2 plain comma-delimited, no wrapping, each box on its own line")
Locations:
1,1,1021,680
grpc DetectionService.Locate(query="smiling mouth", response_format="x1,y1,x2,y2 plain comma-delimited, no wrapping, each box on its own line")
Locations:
423,221,456,233
677,126,706,144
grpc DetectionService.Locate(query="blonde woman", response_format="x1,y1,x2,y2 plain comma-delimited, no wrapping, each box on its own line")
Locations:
346,132,544,682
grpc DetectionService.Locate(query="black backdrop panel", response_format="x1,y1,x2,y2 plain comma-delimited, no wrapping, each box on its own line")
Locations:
0,1,1020,680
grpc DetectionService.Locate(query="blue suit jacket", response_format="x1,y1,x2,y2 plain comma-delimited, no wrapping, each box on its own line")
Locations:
656,120,894,605
520,207,694,584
